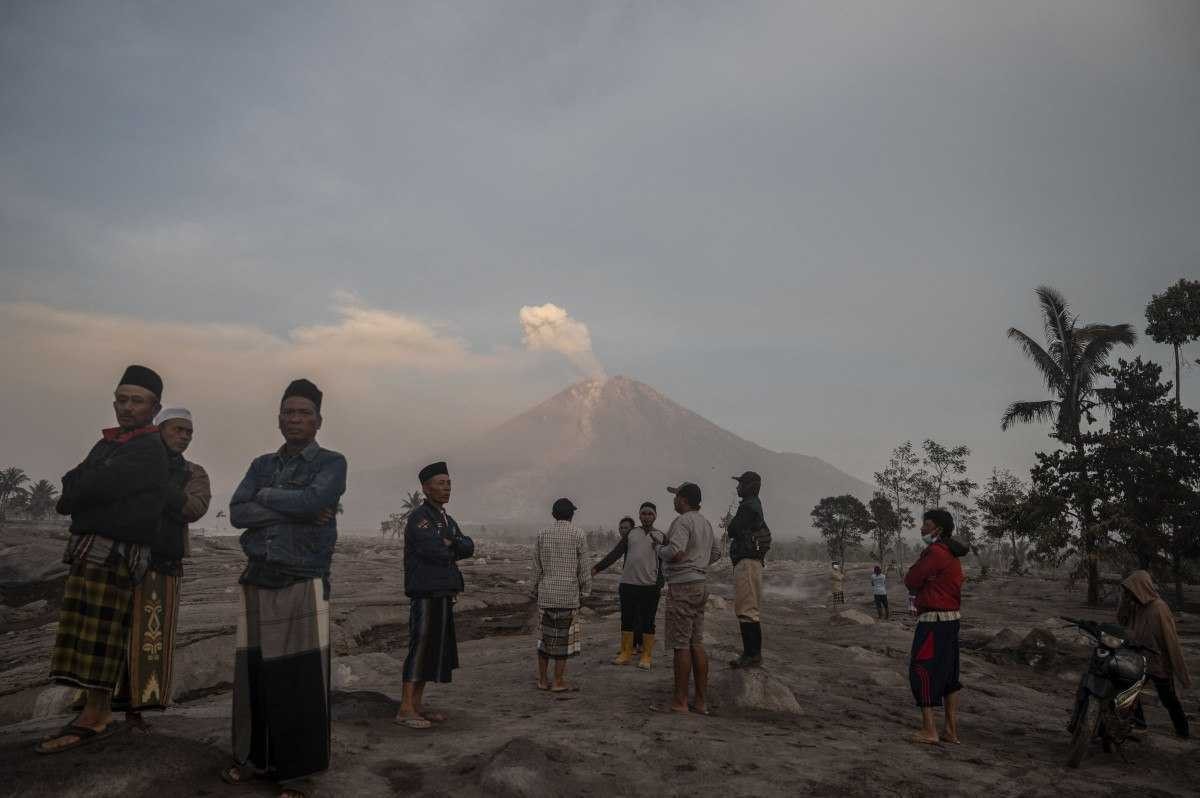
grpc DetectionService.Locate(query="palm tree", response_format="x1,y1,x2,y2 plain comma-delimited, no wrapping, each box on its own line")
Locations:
0,467,30,522
1001,286,1136,443
27,480,58,519
1002,286,1135,605
383,490,425,540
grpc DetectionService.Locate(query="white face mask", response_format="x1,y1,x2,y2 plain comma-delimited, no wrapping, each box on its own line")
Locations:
921,533,937,546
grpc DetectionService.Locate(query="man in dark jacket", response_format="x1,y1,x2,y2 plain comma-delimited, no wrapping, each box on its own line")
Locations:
727,471,768,669
904,508,970,745
397,461,475,728
38,365,169,754
114,407,211,726
222,379,346,795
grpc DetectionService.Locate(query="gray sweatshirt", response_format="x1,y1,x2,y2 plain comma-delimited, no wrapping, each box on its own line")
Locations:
658,511,721,584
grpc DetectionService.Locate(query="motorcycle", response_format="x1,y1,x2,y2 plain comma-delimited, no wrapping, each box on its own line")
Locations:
1060,616,1151,768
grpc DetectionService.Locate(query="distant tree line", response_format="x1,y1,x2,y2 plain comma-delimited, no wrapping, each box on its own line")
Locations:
0,467,59,522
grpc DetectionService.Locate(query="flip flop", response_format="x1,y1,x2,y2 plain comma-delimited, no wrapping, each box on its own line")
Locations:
909,732,941,746
421,711,448,723
649,703,691,715
687,703,713,716
535,682,550,691
549,685,580,693
395,716,433,729
34,723,121,755
219,764,264,786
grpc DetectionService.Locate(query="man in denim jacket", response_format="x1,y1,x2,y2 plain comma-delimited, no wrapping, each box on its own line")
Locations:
222,378,347,798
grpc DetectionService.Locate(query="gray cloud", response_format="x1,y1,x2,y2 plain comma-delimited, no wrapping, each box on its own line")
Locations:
2,1,1198,515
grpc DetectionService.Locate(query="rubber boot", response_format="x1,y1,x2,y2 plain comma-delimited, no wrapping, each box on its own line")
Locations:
637,633,655,670
730,622,756,668
613,631,635,665
748,622,763,665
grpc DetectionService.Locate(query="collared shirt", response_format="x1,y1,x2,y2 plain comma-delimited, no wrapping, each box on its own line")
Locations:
658,511,721,585
531,520,592,609
230,439,347,588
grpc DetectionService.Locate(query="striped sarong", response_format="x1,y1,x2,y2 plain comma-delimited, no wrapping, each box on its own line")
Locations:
538,608,581,660
403,596,459,683
114,568,181,711
233,579,331,782
50,559,135,690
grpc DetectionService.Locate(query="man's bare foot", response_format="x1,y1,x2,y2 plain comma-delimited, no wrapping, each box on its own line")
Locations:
536,679,549,691
940,729,960,744
394,710,432,729
422,711,448,722
910,731,940,745
549,682,579,693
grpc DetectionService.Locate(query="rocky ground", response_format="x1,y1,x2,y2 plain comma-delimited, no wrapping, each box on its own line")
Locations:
1,524,1197,797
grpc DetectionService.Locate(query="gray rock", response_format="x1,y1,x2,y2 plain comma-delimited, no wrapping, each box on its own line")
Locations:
718,668,802,714
984,628,1023,652
1018,628,1058,668
171,634,234,700
0,542,69,583
333,652,402,692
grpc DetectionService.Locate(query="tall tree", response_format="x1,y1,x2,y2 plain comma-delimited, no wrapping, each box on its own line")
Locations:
1002,286,1136,442
1002,285,1136,604
976,468,1028,572
0,467,30,522
811,495,871,564
910,439,977,510
26,479,58,519
1145,278,1200,407
867,493,900,566
873,441,919,562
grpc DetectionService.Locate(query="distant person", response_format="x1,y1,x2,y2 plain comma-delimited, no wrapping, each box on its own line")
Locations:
114,407,211,728
726,471,770,669
531,498,591,691
222,379,346,797
1119,570,1191,738
655,482,721,714
830,562,845,604
37,366,169,755
871,565,889,620
905,508,969,745
593,505,665,669
397,461,475,729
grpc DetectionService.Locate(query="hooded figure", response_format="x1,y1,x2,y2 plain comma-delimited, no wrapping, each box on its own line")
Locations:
1118,570,1191,738
1119,571,1190,687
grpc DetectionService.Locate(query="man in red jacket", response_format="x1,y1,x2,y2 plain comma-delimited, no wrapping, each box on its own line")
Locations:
905,508,970,745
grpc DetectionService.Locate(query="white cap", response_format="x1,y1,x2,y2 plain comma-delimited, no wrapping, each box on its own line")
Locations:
155,407,193,426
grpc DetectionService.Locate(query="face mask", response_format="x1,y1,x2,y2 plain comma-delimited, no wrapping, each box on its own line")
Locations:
921,533,936,546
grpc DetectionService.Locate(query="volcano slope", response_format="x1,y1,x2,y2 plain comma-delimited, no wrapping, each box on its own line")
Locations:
0,539,1197,798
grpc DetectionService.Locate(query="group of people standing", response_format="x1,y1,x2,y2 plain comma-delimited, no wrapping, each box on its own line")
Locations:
28,363,1189,798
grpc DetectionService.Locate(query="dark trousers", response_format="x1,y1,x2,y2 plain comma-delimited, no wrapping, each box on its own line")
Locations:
619,583,661,637
1134,674,1190,738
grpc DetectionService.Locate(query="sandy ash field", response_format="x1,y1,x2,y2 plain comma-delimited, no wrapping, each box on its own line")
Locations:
1,524,1197,798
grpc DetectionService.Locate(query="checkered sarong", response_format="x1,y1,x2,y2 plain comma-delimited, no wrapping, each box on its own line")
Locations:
50,559,135,690
538,608,581,660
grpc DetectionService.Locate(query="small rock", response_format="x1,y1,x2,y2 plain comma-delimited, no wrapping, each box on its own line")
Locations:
869,669,906,688
830,608,876,626
706,595,727,611
1018,628,1058,668
984,628,1023,652
719,668,802,714
333,652,403,691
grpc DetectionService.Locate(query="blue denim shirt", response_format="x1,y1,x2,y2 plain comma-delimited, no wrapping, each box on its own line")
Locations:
230,440,347,578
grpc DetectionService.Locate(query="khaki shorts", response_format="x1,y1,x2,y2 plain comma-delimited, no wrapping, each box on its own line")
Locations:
665,581,708,650
733,559,762,623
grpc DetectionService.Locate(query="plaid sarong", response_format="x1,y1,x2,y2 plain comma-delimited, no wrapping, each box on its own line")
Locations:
113,568,181,711
50,559,135,690
233,579,331,782
538,608,581,660
403,596,459,683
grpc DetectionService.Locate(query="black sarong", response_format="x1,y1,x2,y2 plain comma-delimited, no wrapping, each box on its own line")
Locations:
403,596,458,683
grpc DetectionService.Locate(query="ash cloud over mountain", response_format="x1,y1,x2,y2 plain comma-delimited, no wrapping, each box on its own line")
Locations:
349,375,871,536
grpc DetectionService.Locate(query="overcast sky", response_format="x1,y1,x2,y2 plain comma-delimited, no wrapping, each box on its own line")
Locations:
2,1,1198,526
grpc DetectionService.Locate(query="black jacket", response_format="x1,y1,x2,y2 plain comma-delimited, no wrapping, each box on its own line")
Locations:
727,495,768,565
403,501,475,597
57,428,169,549
151,452,191,567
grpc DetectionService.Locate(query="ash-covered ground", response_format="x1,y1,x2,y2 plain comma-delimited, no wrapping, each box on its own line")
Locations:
1,526,1197,797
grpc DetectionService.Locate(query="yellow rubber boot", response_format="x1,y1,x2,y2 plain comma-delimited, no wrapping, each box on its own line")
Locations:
612,631,635,665
637,633,655,670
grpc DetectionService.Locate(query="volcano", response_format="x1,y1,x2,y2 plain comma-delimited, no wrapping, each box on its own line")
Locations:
349,376,872,536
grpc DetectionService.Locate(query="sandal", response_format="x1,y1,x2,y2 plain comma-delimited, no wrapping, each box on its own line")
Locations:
394,716,432,729
34,723,121,755
219,764,263,786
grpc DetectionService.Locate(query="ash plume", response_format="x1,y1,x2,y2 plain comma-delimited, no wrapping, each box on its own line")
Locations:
518,303,606,378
